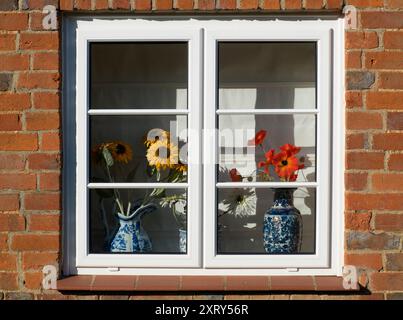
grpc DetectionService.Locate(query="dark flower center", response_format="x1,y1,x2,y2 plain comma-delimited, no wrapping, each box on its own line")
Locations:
281,160,288,166
115,144,126,155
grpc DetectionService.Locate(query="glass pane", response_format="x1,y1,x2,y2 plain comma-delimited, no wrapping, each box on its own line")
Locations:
218,42,316,109
90,115,188,183
218,114,316,182
217,187,316,254
90,42,188,109
90,188,187,254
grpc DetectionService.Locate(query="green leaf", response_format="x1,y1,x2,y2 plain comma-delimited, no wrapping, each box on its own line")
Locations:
102,147,114,167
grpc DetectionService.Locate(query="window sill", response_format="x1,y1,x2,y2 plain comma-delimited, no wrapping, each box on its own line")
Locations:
57,276,359,292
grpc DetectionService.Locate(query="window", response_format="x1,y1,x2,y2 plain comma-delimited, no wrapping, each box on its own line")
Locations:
63,17,344,276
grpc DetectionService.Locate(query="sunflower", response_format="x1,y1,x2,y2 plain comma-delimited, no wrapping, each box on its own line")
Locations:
175,163,188,173
108,141,133,164
144,128,170,148
146,140,179,170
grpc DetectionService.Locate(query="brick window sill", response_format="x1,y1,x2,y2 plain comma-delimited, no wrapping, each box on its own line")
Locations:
57,276,359,292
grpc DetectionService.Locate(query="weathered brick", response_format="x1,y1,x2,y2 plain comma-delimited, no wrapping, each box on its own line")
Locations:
29,214,60,231
0,74,13,91
95,0,109,9
388,153,403,171
385,253,403,271
40,172,60,190
0,214,25,232
33,92,60,110
75,0,92,9
60,0,74,10
385,0,403,8
0,173,36,191
379,72,403,90
346,111,382,130
20,33,59,50
0,93,30,111
0,133,38,151
155,0,173,9
346,91,363,108
387,113,403,130
346,152,384,170
28,153,61,170
0,34,16,51
345,212,371,231
41,132,61,151
26,112,60,130
24,193,61,211
371,273,403,291
346,133,365,149
25,0,59,9
11,234,60,251
239,0,258,9
346,32,378,49
365,52,403,70
5,292,34,300
0,0,18,10
24,271,42,290
219,0,236,9
386,292,403,300
304,0,323,9
375,214,403,232
384,31,403,50
0,154,25,170
284,0,302,8
22,252,59,271
18,72,60,90
361,12,403,29
346,193,403,211
136,0,152,10
326,0,342,8
367,92,403,110
345,253,383,270
346,51,361,69
345,172,367,191
32,52,59,71
373,133,403,150
346,71,375,90
0,234,8,251
0,13,28,31
0,114,22,131
113,0,131,9
347,0,382,7
373,173,403,192
0,273,18,290
346,231,400,250
0,253,17,271
0,194,19,211
260,0,280,9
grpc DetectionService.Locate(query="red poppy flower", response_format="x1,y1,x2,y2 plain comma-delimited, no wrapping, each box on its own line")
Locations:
280,143,301,157
229,168,242,182
265,149,275,164
248,130,267,146
272,151,300,181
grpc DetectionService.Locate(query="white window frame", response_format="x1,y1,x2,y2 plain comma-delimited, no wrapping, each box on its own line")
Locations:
63,17,345,276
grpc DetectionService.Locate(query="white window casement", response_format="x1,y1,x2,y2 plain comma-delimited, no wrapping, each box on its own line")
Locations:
63,17,345,276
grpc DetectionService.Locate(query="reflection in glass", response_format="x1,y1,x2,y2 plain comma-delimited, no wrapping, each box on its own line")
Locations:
218,42,316,109
90,42,188,109
218,114,316,182
90,115,188,183
90,188,187,254
217,188,316,254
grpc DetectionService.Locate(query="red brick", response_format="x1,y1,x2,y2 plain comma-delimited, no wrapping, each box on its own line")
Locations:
304,0,323,8
135,0,151,10
0,234,8,251
388,153,403,171
0,34,16,51
347,231,400,250
240,0,258,9
33,92,60,110
22,252,59,271
137,276,180,290
26,0,59,9
371,273,403,291
29,214,60,232
20,33,59,50
0,133,38,151
30,12,48,31
367,92,403,110
76,0,92,9
33,53,59,71
0,194,19,211
346,91,362,108
0,13,28,31
0,93,30,111
0,114,21,131
41,132,61,151
373,133,403,150
60,0,74,10
375,214,403,232
24,271,43,290
346,51,361,69
0,154,25,170
346,152,384,170
155,0,173,9
198,0,216,9
326,0,342,8
95,0,109,9
345,212,371,231
361,12,403,29
384,32,403,50
347,0,382,7
385,253,403,271
26,112,60,131
28,153,60,170
260,0,280,9
345,253,383,270
181,276,224,290
18,72,60,90
385,0,403,8
0,272,18,290
11,234,60,251
0,173,36,191
113,0,131,9
346,112,383,130
220,0,236,9
176,0,194,9
0,54,29,71
346,133,365,150
346,193,403,210
345,32,378,49
373,173,403,192
24,193,61,211
0,214,25,231
0,253,17,271
345,172,367,191
379,72,403,90
365,52,403,70
40,172,60,190
284,0,302,8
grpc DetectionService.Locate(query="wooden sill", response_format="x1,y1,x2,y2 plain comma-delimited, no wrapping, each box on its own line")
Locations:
57,275,360,292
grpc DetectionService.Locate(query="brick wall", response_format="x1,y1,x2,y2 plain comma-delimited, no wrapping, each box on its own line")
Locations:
0,0,402,300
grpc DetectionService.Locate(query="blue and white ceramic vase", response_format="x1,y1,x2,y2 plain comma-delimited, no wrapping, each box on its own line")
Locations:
110,203,156,253
178,229,187,253
263,188,302,254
